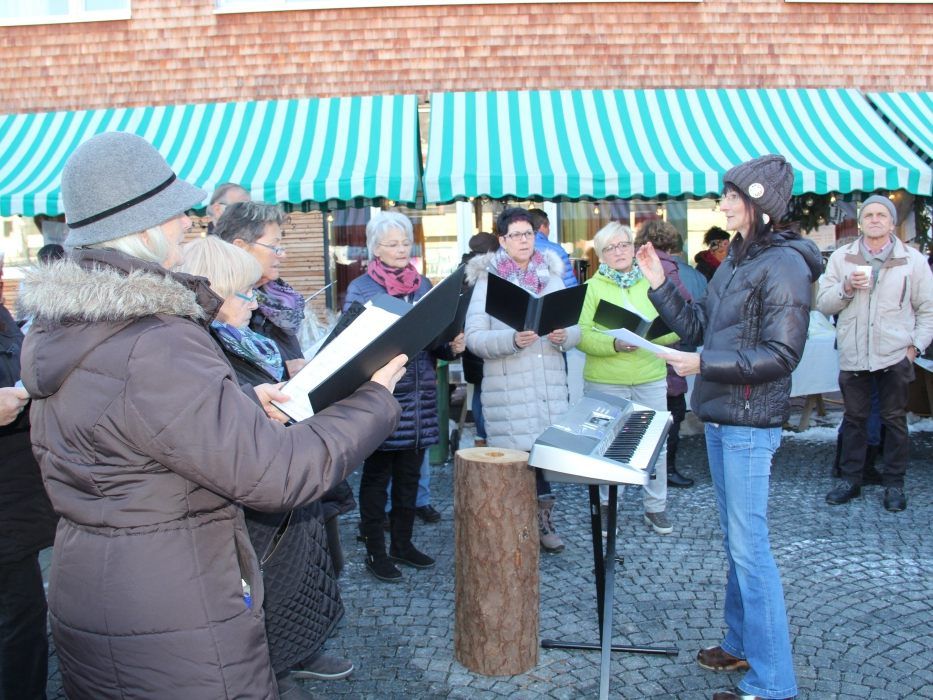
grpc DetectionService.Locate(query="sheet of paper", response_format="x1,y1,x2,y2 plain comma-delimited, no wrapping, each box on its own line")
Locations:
273,303,402,421
600,327,676,355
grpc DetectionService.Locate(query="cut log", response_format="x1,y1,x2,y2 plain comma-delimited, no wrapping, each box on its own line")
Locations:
453,447,539,675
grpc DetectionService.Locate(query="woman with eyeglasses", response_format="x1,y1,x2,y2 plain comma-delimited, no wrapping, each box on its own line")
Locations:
637,155,821,700
694,226,732,282
464,207,580,554
344,211,466,583
214,201,308,378
180,235,354,694
576,221,678,537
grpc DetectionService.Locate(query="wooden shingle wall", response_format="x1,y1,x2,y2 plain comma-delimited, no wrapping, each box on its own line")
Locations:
0,0,930,113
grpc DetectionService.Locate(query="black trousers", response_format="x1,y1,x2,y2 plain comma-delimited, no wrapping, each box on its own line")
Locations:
359,448,424,556
666,393,687,470
0,552,48,700
838,357,914,488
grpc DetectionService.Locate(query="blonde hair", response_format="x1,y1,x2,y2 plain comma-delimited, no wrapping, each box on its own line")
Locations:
87,226,170,265
593,221,634,261
179,235,262,298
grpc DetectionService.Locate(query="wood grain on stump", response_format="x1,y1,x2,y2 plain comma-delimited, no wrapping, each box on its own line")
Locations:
453,447,539,675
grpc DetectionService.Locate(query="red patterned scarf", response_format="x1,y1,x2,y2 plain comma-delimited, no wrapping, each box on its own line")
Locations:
367,258,422,297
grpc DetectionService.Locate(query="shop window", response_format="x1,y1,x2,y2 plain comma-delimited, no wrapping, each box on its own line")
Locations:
0,0,130,25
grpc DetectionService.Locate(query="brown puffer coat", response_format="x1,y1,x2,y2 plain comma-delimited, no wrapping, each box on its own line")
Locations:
18,249,400,700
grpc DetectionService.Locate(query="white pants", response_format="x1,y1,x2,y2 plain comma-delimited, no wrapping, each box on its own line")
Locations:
585,379,668,514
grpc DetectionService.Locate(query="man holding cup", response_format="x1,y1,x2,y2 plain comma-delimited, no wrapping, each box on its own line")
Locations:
817,194,933,512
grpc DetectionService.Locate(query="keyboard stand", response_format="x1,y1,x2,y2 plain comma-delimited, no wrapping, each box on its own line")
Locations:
541,484,678,700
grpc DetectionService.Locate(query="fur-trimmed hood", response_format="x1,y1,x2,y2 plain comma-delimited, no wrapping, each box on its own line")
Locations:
18,248,222,399
17,249,216,323
464,249,566,287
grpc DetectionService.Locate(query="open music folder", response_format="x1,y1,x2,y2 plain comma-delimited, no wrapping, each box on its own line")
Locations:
593,299,671,341
485,273,586,336
273,266,464,421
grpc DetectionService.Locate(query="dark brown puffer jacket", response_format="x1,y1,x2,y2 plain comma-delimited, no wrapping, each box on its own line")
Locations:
18,249,400,700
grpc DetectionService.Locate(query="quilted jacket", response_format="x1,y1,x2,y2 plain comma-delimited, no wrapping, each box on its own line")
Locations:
464,251,580,451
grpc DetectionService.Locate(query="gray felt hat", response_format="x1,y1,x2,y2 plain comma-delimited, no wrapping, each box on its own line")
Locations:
858,194,898,225
62,132,207,247
722,154,795,222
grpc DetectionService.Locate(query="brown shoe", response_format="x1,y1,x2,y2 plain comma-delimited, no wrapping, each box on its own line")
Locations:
697,646,750,672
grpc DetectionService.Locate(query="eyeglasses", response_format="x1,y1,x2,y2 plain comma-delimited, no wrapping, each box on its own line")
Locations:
504,230,535,241
252,241,285,256
234,290,256,303
602,241,634,255
379,240,414,250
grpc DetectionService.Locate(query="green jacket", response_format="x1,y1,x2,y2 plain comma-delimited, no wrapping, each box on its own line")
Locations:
577,271,678,386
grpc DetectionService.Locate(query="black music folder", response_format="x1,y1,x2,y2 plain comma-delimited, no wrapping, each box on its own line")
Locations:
485,273,586,336
593,299,671,341
437,264,473,345
273,266,464,420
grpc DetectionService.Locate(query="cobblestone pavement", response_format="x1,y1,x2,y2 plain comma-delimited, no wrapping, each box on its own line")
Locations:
44,416,933,699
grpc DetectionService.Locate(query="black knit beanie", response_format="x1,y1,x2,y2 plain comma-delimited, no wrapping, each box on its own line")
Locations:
722,154,795,222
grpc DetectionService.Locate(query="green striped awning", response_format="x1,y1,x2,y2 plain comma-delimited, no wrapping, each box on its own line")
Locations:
0,94,422,217
423,89,933,203
868,92,933,167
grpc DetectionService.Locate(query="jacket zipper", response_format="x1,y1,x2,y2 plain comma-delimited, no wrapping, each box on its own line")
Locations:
744,384,751,411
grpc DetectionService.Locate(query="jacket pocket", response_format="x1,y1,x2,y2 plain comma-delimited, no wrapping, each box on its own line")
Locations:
233,518,264,618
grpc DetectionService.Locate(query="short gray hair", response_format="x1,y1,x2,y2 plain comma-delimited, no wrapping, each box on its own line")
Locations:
593,221,634,261
366,211,413,260
179,235,261,299
213,201,285,245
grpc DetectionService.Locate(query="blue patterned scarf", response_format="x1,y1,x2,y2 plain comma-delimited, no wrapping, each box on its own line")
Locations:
599,262,643,289
211,321,285,381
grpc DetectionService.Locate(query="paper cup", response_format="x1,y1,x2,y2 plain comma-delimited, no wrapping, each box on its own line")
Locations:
855,265,873,287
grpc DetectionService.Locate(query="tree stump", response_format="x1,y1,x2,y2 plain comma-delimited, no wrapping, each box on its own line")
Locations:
453,447,539,675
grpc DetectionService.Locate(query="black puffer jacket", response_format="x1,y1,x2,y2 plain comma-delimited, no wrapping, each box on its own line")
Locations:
649,230,822,427
0,303,57,564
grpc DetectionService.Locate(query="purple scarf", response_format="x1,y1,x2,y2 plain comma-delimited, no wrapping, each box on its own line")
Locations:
254,279,305,335
492,248,550,294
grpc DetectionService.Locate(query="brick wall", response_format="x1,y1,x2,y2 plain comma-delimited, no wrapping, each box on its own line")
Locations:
0,0,930,114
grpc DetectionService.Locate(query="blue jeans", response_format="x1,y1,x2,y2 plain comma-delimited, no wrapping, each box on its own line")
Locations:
706,424,797,699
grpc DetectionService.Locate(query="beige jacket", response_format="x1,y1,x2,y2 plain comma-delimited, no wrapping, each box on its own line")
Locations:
816,236,933,371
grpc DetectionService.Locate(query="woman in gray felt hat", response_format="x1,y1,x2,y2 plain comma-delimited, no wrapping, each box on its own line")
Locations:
637,154,822,700
17,131,407,699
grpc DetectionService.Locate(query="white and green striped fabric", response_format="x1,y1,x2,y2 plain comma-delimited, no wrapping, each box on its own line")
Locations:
868,92,933,168
0,94,422,216
423,88,933,203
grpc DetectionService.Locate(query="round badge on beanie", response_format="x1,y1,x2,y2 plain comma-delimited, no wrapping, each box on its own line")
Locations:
722,154,795,223
61,132,207,248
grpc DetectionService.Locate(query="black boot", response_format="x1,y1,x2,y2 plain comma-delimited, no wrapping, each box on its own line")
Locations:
826,480,861,505
389,507,435,569
667,465,694,488
360,516,402,582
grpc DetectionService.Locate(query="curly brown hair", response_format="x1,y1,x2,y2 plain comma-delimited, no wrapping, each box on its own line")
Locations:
634,219,681,253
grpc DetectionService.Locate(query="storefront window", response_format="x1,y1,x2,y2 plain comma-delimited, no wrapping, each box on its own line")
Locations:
0,0,130,25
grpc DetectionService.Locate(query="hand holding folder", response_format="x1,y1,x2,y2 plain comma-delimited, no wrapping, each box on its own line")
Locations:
593,299,671,341
485,273,586,336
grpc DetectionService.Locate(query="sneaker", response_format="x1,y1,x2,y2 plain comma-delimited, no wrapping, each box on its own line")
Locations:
644,510,673,535
826,480,860,505
474,438,487,447
276,673,316,698
292,651,354,681
415,504,441,523
365,554,403,582
389,544,435,569
537,496,565,553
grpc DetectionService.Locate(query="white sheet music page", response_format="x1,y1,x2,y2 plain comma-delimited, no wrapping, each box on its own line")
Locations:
600,328,675,355
273,302,403,421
